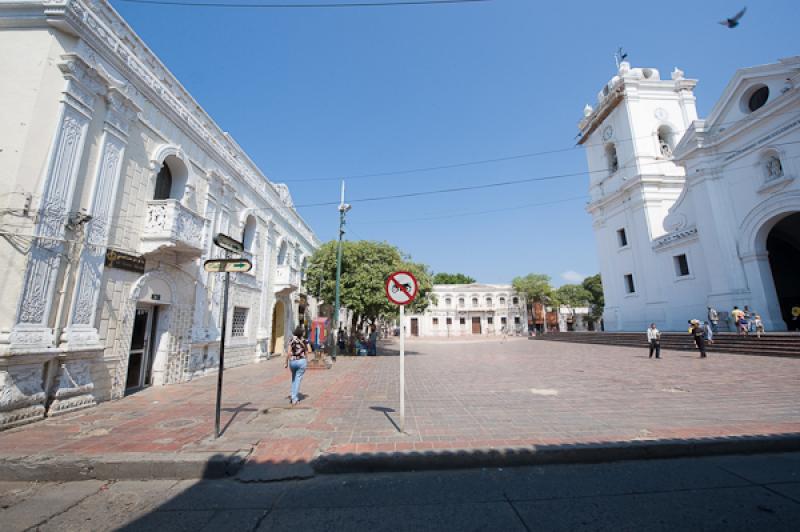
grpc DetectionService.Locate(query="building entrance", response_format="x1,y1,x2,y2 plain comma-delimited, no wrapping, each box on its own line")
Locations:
410,318,419,336
767,212,800,330
126,305,158,393
471,316,481,334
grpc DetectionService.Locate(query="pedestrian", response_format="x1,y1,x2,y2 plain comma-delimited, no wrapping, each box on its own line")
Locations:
285,325,309,405
368,324,378,356
336,327,345,357
731,306,746,336
744,305,755,333
707,306,719,333
689,319,707,358
702,320,714,344
647,323,661,359
500,325,508,343
754,315,765,338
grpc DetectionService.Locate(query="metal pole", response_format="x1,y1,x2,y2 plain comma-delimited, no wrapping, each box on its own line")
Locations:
399,304,405,433
215,269,230,439
333,181,348,360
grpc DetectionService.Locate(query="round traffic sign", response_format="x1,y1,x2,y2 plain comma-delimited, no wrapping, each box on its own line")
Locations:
385,271,418,306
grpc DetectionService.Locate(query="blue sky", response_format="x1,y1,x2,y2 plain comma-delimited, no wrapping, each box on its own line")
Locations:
111,0,798,285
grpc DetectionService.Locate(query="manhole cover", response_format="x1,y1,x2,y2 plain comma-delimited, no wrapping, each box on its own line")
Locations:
156,418,200,429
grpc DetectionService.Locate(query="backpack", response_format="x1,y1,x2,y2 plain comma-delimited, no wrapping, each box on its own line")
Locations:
289,337,306,358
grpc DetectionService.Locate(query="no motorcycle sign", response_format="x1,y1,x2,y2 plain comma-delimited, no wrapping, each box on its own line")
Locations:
385,271,418,306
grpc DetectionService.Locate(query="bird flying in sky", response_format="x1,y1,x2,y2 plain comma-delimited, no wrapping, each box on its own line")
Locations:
719,7,746,28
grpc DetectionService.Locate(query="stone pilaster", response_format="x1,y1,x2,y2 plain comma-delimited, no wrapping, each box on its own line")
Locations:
257,218,275,359
63,87,139,349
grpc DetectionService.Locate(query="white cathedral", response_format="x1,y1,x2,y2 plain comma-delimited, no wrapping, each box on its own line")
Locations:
579,57,800,332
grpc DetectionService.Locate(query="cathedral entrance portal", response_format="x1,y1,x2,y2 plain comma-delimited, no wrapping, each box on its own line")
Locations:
271,300,286,354
767,212,800,330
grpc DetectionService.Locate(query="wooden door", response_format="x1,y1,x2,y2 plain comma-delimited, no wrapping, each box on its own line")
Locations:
471,316,481,334
410,318,419,336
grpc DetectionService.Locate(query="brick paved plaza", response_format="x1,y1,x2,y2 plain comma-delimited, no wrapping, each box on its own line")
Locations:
1,338,799,473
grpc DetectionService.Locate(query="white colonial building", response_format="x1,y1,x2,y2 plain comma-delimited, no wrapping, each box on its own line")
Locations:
580,57,800,331
0,0,318,429
405,284,528,337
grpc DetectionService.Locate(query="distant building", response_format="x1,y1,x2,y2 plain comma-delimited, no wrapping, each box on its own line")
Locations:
579,58,800,331
0,0,318,429
404,284,528,337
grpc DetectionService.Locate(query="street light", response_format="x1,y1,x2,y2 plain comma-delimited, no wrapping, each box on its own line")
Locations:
333,181,350,361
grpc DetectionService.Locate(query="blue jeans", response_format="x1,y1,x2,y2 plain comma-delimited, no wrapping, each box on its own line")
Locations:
289,358,307,402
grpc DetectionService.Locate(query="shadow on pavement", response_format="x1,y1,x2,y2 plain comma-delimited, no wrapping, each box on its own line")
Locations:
369,406,401,433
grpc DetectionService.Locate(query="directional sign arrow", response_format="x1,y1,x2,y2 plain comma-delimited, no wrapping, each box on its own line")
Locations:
213,233,244,254
204,258,253,273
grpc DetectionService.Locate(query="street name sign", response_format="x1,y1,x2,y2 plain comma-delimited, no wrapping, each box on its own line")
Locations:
204,258,252,273
213,233,244,254
385,271,418,306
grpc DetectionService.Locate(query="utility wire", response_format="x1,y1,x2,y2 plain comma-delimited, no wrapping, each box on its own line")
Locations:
117,0,494,9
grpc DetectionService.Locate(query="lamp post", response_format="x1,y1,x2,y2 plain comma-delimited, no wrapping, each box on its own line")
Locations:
333,181,351,360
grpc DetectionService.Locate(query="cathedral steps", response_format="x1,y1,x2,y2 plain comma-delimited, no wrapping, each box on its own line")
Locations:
531,332,800,358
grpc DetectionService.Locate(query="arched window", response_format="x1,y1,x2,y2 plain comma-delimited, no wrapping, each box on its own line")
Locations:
605,143,619,173
657,126,674,157
242,215,257,252
300,257,308,281
471,297,478,307
486,297,493,306
277,241,288,266
153,163,172,200
499,297,506,305
458,297,465,308
512,296,519,305
445,298,452,307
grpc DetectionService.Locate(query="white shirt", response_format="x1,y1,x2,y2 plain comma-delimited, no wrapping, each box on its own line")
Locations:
647,328,661,341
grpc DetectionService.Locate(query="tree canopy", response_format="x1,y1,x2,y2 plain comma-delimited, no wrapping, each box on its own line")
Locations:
511,273,555,303
432,272,476,285
582,273,604,320
554,284,593,307
305,240,432,326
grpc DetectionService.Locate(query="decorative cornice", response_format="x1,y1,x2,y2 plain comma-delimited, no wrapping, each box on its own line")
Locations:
34,0,318,248
653,226,698,251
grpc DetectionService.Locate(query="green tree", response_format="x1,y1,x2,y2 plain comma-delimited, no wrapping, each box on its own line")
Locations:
512,273,555,304
512,273,555,328
582,273,604,321
432,272,476,285
305,240,432,328
554,284,593,306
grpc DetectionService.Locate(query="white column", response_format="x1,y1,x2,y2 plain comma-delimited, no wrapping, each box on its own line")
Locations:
63,88,139,348
257,218,275,359
9,54,106,350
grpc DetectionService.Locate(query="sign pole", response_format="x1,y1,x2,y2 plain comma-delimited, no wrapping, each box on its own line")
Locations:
215,266,230,439
399,303,405,433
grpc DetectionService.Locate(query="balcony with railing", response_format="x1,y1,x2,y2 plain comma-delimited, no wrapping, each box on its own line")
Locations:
140,199,207,256
274,264,300,295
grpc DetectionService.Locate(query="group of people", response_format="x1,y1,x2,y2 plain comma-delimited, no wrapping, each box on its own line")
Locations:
336,325,380,356
706,305,765,337
646,304,770,361
646,321,709,359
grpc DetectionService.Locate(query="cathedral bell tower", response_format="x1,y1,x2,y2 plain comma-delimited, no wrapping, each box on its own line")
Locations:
578,62,698,330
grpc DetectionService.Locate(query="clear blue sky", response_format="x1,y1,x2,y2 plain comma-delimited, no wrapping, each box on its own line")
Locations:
111,0,798,285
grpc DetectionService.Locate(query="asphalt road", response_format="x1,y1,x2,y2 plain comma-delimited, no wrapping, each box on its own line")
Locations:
2,452,800,531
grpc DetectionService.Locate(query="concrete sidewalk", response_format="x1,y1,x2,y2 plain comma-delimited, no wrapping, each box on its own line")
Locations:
1,338,799,481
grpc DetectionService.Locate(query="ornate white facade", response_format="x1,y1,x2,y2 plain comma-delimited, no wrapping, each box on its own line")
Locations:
580,58,800,331
405,284,528,337
0,0,318,429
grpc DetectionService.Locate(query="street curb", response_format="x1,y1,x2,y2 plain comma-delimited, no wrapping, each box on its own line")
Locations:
311,433,800,474
2,434,799,481
0,452,247,482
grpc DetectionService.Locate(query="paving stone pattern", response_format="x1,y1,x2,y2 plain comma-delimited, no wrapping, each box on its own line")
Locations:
0,338,798,468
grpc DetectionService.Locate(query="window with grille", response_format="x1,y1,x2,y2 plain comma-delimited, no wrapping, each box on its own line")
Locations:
432,317,439,326
487,316,493,325
459,317,466,325
446,317,452,325
232,307,248,337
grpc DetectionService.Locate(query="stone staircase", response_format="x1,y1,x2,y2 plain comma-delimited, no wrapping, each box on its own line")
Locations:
531,331,800,358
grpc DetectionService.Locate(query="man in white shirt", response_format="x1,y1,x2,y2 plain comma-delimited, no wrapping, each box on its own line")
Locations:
647,323,661,359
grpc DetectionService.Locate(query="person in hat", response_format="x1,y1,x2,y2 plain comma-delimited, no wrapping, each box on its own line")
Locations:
688,319,707,358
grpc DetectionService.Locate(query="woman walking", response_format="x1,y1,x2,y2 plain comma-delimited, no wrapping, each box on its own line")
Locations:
285,326,309,405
